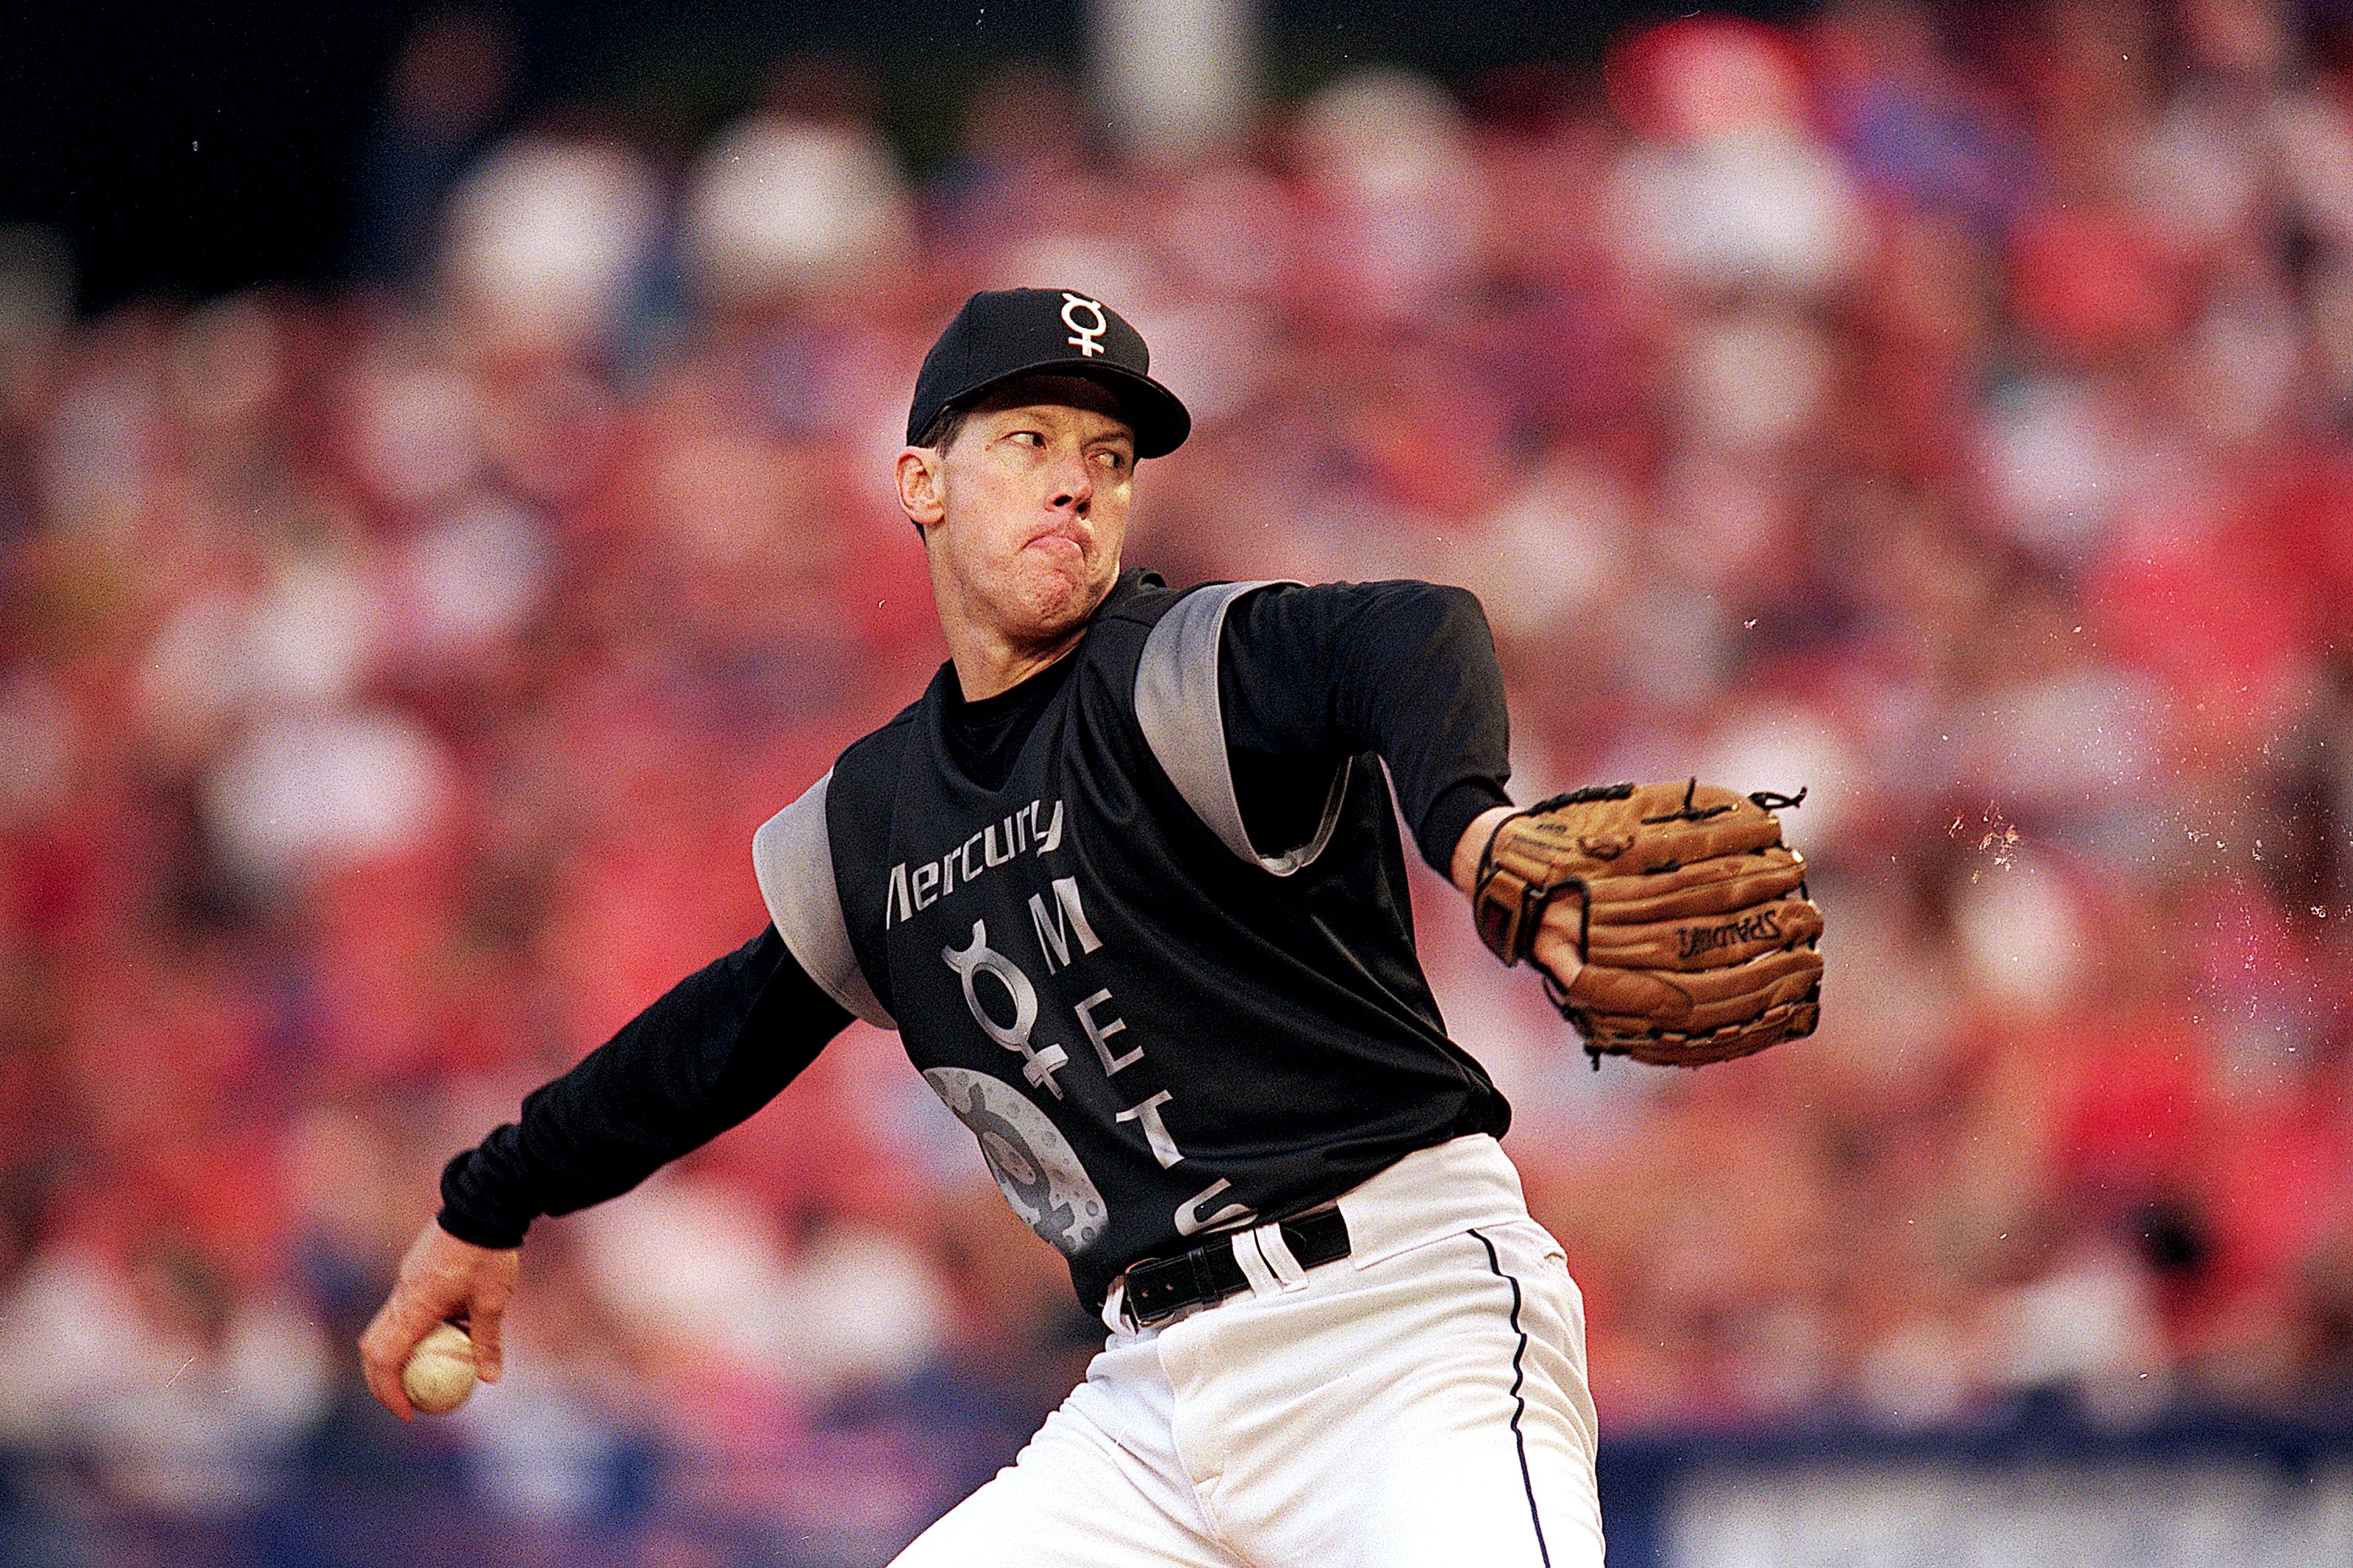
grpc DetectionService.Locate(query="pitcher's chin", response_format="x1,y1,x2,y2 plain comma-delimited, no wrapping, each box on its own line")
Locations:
1013,560,1110,636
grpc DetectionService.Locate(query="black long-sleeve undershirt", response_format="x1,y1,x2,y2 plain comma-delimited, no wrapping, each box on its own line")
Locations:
438,926,851,1247
438,576,1514,1248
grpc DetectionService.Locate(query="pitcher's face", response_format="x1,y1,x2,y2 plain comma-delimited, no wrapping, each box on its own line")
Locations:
899,376,1136,649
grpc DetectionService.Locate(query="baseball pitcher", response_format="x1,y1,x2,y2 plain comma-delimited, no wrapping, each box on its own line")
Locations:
360,288,1822,1566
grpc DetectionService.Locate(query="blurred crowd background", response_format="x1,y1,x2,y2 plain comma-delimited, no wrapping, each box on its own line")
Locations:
3,0,2353,1563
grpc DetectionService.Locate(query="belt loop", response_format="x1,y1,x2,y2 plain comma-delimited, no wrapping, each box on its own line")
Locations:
1229,1228,1285,1298
1101,1276,1132,1335
1252,1220,1311,1290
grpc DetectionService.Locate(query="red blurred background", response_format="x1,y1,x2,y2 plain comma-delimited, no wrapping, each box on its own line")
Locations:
1,2,2350,1564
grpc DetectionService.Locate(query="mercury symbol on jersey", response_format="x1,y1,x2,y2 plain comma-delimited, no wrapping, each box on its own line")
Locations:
942,920,1072,1095
923,1067,1107,1255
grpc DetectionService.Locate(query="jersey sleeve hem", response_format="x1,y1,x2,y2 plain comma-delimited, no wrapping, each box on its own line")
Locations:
1133,580,1351,877
434,1205,527,1251
752,772,897,1028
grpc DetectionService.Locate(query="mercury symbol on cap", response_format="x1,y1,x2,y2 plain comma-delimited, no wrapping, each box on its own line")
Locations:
1060,293,1108,357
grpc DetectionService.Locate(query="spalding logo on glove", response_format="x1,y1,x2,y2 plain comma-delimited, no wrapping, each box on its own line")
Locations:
1473,778,1824,1067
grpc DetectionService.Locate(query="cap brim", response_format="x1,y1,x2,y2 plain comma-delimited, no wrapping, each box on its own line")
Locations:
939,357,1191,459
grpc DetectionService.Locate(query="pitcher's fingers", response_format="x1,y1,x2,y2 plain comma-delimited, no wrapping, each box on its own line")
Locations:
357,1309,418,1421
361,1289,445,1420
468,1292,510,1383
1529,926,1585,992
1563,964,1694,1023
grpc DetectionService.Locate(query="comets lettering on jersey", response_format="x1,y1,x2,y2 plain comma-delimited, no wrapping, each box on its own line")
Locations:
885,797,1065,927
807,573,1513,1309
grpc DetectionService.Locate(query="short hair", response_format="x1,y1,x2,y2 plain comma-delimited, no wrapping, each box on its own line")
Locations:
917,401,972,453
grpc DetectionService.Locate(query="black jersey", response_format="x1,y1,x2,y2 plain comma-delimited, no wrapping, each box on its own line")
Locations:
754,571,1510,1307
438,570,1517,1310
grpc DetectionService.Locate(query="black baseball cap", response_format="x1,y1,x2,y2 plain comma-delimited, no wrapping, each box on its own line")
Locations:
906,287,1191,459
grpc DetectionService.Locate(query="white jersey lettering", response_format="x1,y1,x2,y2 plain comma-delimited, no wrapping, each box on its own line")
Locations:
885,861,914,927
1029,876,1104,973
1076,987,1140,1074
1115,1090,1182,1168
1174,1178,1254,1238
885,798,1068,927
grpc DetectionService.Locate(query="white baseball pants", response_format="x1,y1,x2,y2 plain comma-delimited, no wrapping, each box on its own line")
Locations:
890,1134,1604,1568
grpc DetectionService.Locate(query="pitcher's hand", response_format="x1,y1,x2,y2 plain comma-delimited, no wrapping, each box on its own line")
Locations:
1452,804,1589,994
359,1221,518,1420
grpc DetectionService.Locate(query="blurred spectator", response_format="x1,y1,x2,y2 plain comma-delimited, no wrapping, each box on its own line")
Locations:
440,126,665,357
0,1227,331,1522
350,10,519,289
681,113,914,312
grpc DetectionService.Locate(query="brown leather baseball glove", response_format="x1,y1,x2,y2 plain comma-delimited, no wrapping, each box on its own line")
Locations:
1472,780,1823,1067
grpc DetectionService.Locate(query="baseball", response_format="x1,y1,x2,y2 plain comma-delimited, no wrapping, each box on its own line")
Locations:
400,1322,477,1414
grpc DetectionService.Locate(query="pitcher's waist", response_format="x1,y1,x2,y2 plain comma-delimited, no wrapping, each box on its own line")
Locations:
1327,1132,1531,1270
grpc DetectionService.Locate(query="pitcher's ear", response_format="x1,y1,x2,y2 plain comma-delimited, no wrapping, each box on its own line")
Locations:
896,446,946,529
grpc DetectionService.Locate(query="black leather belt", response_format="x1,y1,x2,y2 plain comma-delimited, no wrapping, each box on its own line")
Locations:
1122,1206,1352,1327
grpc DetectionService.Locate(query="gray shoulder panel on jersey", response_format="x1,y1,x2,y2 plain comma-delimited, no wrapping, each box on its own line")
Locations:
751,772,896,1029
1133,579,1353,878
